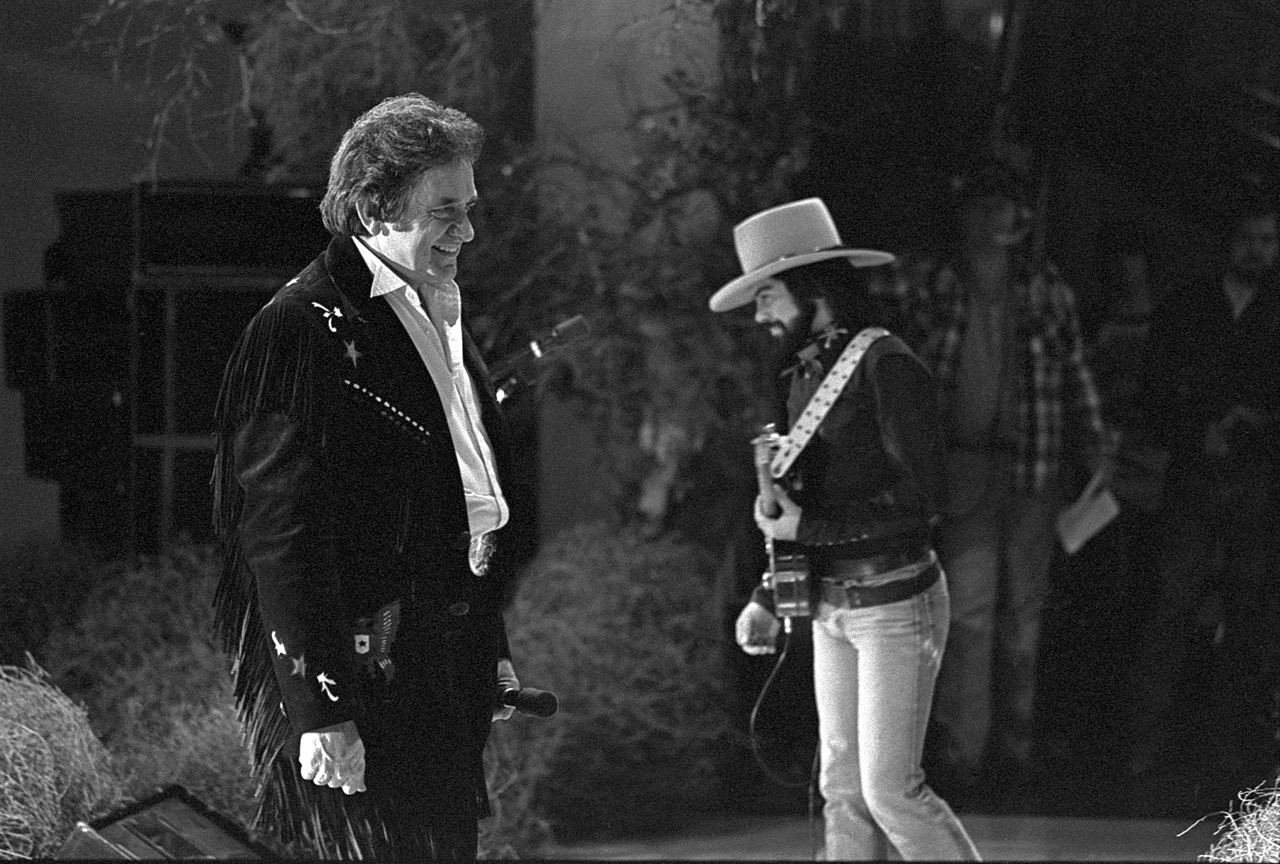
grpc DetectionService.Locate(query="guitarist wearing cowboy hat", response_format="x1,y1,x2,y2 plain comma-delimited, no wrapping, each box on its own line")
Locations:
713,198,980,860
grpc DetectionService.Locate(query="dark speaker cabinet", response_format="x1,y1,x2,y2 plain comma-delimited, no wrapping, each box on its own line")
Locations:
5,181,328,557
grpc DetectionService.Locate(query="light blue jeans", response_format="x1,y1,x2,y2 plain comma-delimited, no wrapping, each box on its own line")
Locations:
812,565,981,861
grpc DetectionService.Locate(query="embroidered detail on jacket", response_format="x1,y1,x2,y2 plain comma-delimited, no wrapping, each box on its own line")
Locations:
344,340,363,368
311,302,344,332
317,672,339,702
341,378,432,444
352,600,400,684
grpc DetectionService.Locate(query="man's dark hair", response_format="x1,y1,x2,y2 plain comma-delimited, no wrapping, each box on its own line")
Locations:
783,258,878,329
320,93,485,238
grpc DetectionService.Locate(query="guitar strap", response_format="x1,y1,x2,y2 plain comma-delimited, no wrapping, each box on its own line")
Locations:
770,326,888,479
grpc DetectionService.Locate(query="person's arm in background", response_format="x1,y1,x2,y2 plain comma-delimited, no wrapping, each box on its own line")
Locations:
1051,266,1117,482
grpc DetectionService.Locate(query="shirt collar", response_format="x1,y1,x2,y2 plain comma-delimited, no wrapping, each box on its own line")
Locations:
354,236,463,322
354,236,408,298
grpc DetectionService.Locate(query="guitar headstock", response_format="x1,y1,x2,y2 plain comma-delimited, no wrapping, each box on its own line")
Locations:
751,423,780,468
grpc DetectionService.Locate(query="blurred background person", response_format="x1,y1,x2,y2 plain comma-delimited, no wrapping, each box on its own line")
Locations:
874,156,1115,810
1126,179,1280,809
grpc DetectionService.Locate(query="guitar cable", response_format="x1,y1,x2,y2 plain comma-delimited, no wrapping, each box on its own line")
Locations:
746,619,823,859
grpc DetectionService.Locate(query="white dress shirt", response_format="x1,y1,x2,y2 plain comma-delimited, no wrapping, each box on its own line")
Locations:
354,238,508,540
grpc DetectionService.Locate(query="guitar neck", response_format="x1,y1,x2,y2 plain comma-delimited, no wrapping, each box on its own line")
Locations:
753,428,781,518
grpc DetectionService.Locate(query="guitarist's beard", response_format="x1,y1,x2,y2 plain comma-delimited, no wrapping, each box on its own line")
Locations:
764,296,818,365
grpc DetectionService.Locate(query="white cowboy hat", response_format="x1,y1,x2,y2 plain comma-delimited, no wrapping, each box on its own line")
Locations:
708,197,894,312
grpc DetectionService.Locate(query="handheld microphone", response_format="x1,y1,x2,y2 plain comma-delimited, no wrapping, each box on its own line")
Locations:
499,687,559,718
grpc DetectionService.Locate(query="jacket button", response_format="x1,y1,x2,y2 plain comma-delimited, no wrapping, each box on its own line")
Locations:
448,602,470,617
455,531,471,550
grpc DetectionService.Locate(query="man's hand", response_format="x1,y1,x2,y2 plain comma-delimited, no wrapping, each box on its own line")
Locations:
754,483,801,541
299,720,366,795
493,658,520,722
735,601,781,656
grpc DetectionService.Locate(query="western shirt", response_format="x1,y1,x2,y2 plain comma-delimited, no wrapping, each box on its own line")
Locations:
354,238,508,540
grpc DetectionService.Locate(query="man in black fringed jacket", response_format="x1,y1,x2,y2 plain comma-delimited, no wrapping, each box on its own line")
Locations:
212,93,522,860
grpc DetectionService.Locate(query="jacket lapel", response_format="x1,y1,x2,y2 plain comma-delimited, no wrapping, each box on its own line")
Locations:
322,235,508,469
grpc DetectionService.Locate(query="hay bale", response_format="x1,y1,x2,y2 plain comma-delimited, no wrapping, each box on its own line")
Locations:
0,663,120,858
1202,781,1280,862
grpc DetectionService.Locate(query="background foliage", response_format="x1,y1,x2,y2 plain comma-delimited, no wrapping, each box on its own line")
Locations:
2,531,738,857
37,0,1021,855
71,0,840,535
493,522,735,841
38,545,261,833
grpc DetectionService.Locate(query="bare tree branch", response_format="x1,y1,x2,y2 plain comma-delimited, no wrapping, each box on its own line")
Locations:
283,0,352,36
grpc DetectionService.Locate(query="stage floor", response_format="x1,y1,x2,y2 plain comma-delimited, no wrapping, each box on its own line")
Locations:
544,811,1226,861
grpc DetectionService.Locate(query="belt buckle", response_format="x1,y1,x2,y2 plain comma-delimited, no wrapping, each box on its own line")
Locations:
469,533,495,576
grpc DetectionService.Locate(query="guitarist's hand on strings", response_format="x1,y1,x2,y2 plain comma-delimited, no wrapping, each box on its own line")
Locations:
754,483,801,541
736,602,781,655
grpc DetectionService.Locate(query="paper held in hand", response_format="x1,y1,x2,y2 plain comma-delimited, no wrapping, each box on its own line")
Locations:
1056,470,1120,555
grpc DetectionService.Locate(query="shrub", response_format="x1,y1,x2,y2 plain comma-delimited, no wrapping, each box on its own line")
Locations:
30,529,737,857
41,545,230,746
491,521,735,845
480,723,557,859
40,545,266,846
106,698,260,834
0,663,120,859
1202,781,1280,862
37,542,536,857
0,536,94,667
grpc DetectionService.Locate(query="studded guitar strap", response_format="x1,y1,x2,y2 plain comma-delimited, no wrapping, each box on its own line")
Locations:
770,326,888,480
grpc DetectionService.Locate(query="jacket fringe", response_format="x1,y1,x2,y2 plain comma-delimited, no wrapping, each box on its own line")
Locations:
210,294,368,856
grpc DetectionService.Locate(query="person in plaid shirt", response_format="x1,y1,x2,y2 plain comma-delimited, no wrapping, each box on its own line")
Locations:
872,156,1115,809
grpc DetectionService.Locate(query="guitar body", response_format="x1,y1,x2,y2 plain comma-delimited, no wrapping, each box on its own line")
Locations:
753,424,811,620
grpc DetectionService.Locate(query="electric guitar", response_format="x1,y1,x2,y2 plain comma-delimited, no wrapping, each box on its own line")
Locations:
752,423,810,621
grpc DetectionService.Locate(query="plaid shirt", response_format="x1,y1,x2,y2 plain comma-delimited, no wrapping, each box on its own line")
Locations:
874,252,1115,494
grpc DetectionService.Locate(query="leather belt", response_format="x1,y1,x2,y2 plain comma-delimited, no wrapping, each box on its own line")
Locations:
819,543,931,582
819,563,940,610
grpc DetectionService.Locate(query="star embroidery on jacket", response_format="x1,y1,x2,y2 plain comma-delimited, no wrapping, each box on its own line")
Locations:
344,339,363,368
290,653,307,678
310,302,344,333
317,672,339,702
271,631,287,656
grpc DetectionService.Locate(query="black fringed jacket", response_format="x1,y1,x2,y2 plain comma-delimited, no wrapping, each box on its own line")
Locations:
212,235,517,835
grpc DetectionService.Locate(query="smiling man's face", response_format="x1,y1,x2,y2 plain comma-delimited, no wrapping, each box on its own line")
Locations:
360,158,477,283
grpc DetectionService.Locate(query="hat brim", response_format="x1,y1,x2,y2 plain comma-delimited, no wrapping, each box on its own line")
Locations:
708,247,895,312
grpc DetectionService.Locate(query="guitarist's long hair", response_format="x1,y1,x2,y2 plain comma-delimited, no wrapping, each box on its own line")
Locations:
784,258,898,335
